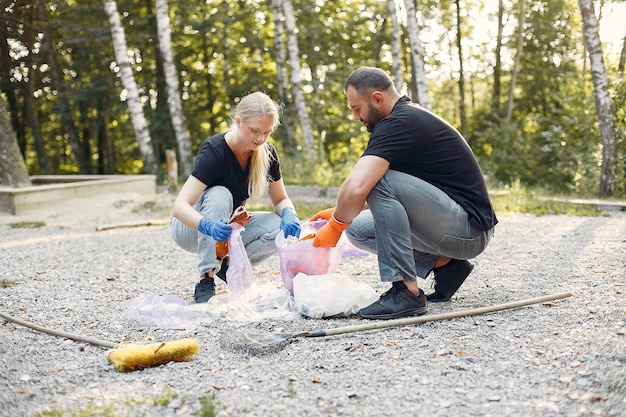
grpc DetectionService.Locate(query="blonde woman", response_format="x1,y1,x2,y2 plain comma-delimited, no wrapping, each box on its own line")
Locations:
170,92,300,303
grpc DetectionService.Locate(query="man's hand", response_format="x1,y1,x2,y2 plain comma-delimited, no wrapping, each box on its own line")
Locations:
312,215,350,248
280,207,301,238
198,217,232,242
310,207,335,222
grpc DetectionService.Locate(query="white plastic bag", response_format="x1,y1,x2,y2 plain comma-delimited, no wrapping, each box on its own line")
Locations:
292,273,379,319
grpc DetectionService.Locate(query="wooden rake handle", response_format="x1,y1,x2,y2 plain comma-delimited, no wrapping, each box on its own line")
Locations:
297,291,573,338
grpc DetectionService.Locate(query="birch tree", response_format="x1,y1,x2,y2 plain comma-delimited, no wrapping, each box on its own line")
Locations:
492,0,504,112
103,0,157,175
271,0,298,155
506,0,525,121
155,0,192,176
388,0,403,90
455,0,467,136
402,0,432,110
281,0,315,152
577,0,618,196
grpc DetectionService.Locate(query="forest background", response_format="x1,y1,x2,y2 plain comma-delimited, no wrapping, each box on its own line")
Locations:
1,0,625,198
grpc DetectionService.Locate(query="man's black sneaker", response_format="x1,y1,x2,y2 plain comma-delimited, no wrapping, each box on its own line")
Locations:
194,275,215,303
426,259,474,302
216,255,229,283
356,281,427,320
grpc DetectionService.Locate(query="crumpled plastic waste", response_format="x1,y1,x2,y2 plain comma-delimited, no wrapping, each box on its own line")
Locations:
124,293,208,330
293,273,379,319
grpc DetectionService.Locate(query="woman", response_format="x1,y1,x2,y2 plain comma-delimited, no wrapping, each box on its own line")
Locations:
170,92,301,303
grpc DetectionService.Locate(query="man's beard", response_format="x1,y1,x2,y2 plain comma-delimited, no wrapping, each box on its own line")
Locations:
366,103,385,132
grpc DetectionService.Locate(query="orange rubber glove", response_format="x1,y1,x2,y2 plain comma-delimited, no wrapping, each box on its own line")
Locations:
312,214,350,248
310,207,335,222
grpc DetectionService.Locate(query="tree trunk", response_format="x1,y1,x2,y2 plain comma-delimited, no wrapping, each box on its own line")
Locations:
388,0,403,90
25,5,48,174
618,33,625,74
578,0,618,196
402,0,432,110
455,0,467,136
0,20,26,156
0,95,31,187
271,0,298,156
102,0,157,175
155,0,193,176
505,0,526,121
492,0,504,113
35,0,90,174
281,0,315,152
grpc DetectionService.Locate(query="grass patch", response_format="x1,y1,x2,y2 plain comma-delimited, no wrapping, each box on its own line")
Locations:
9,221,46,228
491,182,606,217
1,279,17,288
31,389,224,417
34,404,121,417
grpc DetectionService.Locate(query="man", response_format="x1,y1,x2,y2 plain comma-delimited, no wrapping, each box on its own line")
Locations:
312,67,497,320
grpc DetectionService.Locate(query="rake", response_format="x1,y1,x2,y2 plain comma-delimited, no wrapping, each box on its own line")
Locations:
234,291,572,353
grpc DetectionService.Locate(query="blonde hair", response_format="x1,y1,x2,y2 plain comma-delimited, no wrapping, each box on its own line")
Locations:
232,92,281,204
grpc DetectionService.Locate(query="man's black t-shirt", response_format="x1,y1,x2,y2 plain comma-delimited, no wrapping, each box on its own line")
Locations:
362,96,497,231
191,133,281,208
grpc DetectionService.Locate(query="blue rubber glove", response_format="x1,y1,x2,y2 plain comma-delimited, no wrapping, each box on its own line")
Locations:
280,207,301,238
198,217,232,242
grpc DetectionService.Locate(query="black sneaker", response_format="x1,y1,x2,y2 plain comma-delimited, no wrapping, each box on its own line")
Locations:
356,281,427,320
194,275,215,303
426,259,474,302
215,255,229,283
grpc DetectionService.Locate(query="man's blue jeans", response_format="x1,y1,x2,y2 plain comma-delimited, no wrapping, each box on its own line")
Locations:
170,186,281,276
346,170,493,283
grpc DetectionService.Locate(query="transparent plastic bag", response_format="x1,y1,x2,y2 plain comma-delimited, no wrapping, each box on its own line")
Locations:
275,220,344,295
292,273,379,319
226,223,259,304
125,293,207,330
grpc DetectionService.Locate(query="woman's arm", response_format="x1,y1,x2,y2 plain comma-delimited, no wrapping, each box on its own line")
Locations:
267,178,296,216
172,175,207,230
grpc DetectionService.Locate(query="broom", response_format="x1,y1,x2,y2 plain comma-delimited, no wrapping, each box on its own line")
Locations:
0,310,199,372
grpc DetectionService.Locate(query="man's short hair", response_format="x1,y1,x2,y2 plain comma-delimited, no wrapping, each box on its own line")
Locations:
344,67,394,94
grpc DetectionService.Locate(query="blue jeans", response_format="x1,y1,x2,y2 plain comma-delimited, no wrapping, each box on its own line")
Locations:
169,186,281,276
346,170,494,283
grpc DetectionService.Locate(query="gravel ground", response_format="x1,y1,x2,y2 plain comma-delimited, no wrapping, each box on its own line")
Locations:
0,191,624,417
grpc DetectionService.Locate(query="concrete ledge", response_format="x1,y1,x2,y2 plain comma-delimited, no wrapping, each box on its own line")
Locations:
0,175,157,215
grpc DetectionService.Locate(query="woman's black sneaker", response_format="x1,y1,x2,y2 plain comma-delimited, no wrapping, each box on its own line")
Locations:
356,281,427,320
426,259,474,302
194,275,215,303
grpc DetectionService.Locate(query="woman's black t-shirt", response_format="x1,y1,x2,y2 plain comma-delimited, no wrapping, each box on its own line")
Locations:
363,96,497,231
191,133,281,208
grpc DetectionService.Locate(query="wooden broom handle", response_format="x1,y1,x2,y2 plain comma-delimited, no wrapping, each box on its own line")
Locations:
299,291,573,338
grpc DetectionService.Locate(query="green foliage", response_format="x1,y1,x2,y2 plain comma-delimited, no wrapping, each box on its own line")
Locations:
9,221,46,229
1,279,17,288
195,393,222,417
2,0,624,197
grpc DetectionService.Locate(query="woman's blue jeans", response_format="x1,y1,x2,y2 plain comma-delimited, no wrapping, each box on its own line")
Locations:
346,170,493,283
170,186,281,276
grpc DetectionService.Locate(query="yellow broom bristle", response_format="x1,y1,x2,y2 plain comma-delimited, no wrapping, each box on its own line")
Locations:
107,338,199,372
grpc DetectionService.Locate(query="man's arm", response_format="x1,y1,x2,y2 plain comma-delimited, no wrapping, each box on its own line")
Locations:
333,155,389,223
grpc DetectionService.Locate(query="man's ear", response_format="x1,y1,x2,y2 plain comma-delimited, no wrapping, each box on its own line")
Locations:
370,90,385,106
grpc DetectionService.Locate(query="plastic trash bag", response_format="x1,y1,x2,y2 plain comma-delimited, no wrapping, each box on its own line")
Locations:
275,220,343,295
292,273,379,319
125,293,207,330
205,283,299,322
226,223,259,304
